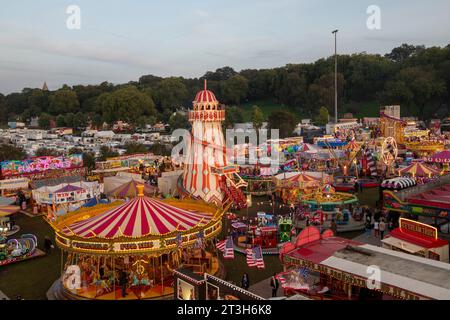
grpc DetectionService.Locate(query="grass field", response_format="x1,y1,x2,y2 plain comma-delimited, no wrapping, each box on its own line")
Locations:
340,100,380,118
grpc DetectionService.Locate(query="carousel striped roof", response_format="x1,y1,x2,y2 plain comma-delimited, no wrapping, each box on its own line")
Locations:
61,195,212,239
107,180,158,198
398,162,441,177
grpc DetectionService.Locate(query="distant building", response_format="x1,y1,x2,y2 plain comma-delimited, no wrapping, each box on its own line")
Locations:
7,121,26,129
42,81,49,91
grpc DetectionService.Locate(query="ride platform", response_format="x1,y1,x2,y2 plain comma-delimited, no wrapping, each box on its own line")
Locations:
0,248,45,267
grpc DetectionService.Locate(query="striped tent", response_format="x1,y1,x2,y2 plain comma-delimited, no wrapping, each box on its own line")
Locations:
284,172,321,188
107,180,158,199
425,150,450,163
398,162,441,177
0,205,21,217
364,148,377,177
61,195,212,238
381,177,416,190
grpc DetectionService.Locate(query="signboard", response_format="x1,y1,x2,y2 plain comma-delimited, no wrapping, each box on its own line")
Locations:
399,218,438,240
1,154,83,177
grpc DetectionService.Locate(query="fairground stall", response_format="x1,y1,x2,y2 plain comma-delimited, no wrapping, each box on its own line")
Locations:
382,218,449,262
173,270,264,300
383,176,450,230
92,154,168,183
0,205,21,237
0,154,84,182
279,226,450,300
0,177,29,198
49,186,225,300
32,181,102,217
425,150,450,172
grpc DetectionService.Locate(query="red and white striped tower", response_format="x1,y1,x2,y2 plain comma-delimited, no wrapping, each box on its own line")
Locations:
183,80,227,205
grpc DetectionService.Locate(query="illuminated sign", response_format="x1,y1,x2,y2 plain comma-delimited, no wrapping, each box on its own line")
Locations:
113,241,157,252
72,241,109,251
399,218,437,239
1,154,83,177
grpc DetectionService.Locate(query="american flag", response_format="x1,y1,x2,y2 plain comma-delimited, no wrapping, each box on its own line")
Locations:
216,237,234,259
299,267,309,279
245,246,265,269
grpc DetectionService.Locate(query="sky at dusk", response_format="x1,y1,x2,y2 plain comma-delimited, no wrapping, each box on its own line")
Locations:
1,0,449,94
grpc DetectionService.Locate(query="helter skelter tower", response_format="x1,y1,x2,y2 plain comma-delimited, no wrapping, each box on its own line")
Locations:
182,80,247,208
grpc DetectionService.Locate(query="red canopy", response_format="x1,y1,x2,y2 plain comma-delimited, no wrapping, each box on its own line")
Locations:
425,150,450,163
61,195,212,239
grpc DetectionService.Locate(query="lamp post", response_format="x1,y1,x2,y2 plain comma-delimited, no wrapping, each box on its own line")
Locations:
332,29,338,124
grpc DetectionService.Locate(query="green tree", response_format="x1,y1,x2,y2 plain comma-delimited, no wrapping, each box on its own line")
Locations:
82,152,96,172
251,105,264,132
98,146,119,161
35,148,61,157
68,147,83,155
314,106,329,126
221,75,248,105
267,110,296,138
125,142,148,155
96,86,156,125
38,113,52,129
169,112,190,130
0,144,27,162
56,114,66,127
48,89,80,115
154,78,188,112
223,106,244,129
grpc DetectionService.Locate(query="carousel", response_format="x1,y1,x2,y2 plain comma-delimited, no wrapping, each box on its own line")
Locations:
49,185,225,300
297,185,363,232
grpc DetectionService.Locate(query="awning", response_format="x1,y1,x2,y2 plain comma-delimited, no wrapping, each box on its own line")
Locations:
381,236,425,254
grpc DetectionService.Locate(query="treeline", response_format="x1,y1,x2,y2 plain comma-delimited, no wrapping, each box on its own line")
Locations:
0,43,449,129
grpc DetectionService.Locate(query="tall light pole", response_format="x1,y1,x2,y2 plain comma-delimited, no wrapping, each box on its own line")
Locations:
332,29,338,124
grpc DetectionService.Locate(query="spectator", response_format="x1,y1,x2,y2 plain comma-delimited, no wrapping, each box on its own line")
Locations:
379,219,386,240
241,273,250,291
44,236,53,255
373,220,380,238
270,273,279,297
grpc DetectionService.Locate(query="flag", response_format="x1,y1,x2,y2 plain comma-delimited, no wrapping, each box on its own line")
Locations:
216,239,226,251
223,237,234,259
299,267,309,279
245,246,265,269
195,230,204,248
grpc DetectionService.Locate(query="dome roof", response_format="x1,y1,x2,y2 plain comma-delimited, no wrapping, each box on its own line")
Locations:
193,80,218,104
61,194,212,239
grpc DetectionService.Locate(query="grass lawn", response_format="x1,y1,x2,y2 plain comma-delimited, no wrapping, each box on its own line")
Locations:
342,100,380,118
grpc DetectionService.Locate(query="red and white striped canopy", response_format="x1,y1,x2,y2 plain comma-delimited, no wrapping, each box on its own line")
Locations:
61,196,212,239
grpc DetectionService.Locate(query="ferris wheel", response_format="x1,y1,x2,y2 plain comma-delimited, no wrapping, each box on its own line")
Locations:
381,137,398,166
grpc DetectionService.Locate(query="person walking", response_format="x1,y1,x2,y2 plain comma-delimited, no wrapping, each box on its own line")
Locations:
379,219,386,240
270,273,279,297
373,220,380,238
241,273,250,291
119,270,128,298
44,236,53,255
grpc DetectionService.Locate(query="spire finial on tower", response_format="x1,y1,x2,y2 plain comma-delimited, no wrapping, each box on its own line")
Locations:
204,79,207,90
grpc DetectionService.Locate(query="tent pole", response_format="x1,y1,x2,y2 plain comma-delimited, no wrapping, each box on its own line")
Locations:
160,255,164,295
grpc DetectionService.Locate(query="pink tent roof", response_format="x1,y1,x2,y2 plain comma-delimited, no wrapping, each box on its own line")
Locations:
54,184,84,193
61,196,212,239
425,150,450,163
